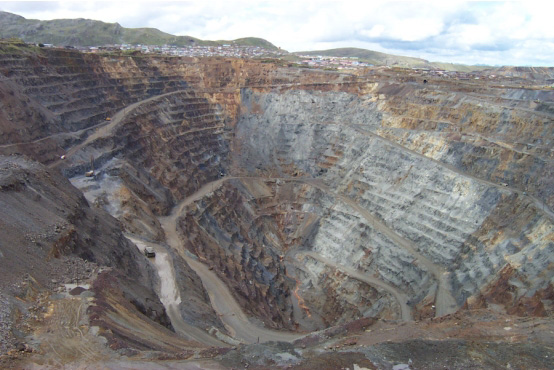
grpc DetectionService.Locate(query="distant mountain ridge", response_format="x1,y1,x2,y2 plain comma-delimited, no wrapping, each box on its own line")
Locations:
0,11,512,71
0,11,280,50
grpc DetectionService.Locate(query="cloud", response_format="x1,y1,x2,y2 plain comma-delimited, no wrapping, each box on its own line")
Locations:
0,1,552,66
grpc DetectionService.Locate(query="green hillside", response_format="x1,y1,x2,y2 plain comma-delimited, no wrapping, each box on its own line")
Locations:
0,11,280,50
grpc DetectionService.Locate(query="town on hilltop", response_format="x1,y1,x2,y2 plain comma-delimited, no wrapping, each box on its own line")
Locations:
9,38,553,83
50,42,288,59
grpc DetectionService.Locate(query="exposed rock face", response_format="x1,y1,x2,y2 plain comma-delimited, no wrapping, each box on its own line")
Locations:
0,155,171,349
0,154,224,353
374,84,554,208
177,180,297,330
64,89,231,242
176,178,409,329
461,193,554,315
0,156,140,286
233,86,553,320
0,44,552,347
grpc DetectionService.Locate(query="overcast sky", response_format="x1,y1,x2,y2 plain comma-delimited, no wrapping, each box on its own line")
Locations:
1,1,553,66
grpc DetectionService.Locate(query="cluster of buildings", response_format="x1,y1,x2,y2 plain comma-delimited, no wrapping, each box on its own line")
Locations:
83,43,286,58
296,56,372,70
407,68,538,85
408,68,489,80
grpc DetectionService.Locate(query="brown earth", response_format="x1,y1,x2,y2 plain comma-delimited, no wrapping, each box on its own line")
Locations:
0,42,553,368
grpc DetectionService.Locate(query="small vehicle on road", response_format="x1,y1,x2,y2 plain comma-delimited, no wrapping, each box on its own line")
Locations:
144,247,156,258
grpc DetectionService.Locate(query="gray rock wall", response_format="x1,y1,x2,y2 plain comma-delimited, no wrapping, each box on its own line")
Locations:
235,88,553,313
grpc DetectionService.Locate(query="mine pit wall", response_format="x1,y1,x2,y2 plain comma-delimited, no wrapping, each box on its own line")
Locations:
235,87,553,317
0,50,187,141
300,258,394,325
282,182,415,325
177,180,296,330
59,86,234,331
235,88,382,178
167,245,228,332
455,193,554,315
64,89,232,241
174,178,411,329
1,45,552,332
0,156,175,350
237,84,553,207
111,90,230,203
0,156,145,284
306,198,431,302
0,50,249,163
0,47,363,164
373,85,554,208
286,182,422,324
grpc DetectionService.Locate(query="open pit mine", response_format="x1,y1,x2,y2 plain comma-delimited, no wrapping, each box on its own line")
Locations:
0,43,553,368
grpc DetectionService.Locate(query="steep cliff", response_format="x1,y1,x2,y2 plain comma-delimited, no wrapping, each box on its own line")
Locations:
235,87,552,320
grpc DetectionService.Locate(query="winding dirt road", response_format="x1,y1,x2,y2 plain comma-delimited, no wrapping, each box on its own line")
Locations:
158,179,303,344
49,89,190,169
67,90,190,157
126,235,227,347
298,178,458,318
157,175,457,335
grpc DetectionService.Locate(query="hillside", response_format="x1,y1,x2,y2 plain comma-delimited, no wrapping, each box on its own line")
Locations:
0,11,280,50
294,47,490,71
294,47,429,66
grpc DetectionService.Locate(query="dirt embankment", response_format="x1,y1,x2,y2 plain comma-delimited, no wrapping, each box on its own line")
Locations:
0,156,170,355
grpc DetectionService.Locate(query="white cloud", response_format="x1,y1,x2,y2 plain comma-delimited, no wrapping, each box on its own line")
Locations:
448,24,493,49
0,0,552,66
362,25,385,39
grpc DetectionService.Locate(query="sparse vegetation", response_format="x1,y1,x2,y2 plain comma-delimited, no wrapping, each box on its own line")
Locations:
0,11,281,50
295,47,489,71
0,38,41,54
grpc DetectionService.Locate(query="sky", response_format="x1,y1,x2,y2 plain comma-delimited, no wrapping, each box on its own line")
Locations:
1,0,553,66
